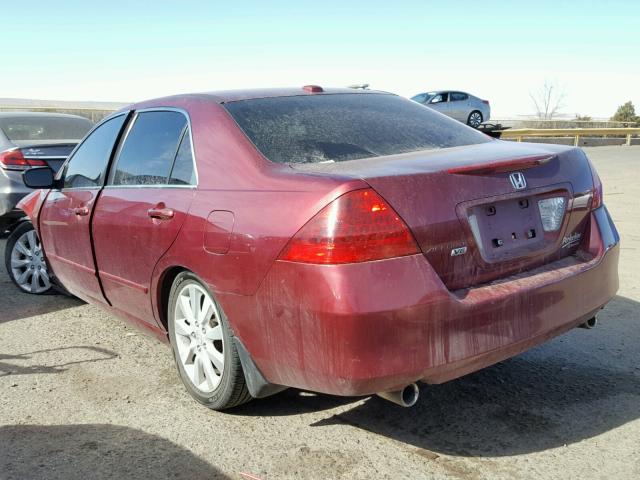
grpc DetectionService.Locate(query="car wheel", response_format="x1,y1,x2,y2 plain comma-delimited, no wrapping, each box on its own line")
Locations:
467,110,483,128
167,272,252,410
4,221,52,294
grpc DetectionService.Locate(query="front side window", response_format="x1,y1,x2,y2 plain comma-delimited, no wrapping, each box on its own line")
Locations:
430,93,448,104
224,93,490,164
63,114,127,189
111,111,187,186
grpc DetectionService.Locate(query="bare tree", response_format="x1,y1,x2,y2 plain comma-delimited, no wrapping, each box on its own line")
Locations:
530,80,566,120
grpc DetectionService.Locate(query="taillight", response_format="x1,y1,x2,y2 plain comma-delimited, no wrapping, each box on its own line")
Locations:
591,169,603,209
587,157,603,209
302,85,324,93
279,188,419,264
482,100,490,105
0,149,47,170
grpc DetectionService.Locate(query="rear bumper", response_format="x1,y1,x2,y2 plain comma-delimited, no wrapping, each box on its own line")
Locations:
0,168,30,217
222,206,619,396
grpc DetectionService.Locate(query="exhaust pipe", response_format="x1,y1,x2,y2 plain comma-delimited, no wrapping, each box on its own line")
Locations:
376,383,419,407
580,316,598,329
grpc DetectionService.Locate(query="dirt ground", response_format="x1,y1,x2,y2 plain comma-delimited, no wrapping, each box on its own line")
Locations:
1,146,639,480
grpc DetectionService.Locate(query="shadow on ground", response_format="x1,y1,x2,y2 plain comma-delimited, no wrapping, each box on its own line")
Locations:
0,345,118,377
1,239,83,323
238,295,640,458
0,424,228,479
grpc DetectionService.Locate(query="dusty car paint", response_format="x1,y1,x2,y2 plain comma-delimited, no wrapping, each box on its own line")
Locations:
20,88,619,398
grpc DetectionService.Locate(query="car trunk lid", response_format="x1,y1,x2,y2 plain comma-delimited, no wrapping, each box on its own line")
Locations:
17,142,77,173
292,141,596,290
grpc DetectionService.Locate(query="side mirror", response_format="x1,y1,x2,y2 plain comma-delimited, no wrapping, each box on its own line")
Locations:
23,167,56,189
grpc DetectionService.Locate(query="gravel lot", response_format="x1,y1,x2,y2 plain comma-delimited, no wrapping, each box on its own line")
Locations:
1,146,639,480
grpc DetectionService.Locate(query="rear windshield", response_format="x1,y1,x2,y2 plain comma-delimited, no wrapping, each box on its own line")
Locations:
224,93,490,164
0,116,93,142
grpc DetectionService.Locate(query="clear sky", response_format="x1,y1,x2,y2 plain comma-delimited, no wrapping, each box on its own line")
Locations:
1,0,638,118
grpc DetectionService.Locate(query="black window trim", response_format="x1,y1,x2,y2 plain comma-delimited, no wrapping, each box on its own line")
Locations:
57,111,131,191
104,107,198,189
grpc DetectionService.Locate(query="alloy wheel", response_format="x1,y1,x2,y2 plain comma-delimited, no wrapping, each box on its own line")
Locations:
173,283,225,393
10,229,51,294
468,111,483,128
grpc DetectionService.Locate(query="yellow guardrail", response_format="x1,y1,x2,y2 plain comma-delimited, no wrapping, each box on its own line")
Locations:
500,128,640,146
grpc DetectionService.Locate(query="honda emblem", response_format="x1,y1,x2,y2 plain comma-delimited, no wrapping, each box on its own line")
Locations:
509,172,527,190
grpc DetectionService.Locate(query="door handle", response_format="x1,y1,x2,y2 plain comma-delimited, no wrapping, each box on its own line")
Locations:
73,206,90,216
148,207,175,220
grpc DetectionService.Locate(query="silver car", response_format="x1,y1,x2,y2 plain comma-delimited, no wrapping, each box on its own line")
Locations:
410,91,490,128
0,112,93,232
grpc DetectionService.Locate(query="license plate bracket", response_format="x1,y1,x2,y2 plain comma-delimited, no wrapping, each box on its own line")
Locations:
468,195,545,262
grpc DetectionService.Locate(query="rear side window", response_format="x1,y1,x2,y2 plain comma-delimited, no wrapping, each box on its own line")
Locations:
111,111,187,186
0,116,92,143
63,115,127,189
224,93,490,164
168,129,196,185
450,92,469,101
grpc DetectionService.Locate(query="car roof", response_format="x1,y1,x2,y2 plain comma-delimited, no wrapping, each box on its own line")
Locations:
129,88,392,110
0,111,92,120
422,90,470,95
202,87,390,103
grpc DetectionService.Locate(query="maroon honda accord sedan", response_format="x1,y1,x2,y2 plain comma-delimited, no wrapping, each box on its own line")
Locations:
7,86,619,410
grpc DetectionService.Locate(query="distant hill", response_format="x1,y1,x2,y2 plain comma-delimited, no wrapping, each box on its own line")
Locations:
0,97,129,121
0,97,128,111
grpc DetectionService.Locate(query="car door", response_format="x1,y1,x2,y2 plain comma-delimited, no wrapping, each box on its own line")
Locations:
427,92,450,116
449,92,470,121
38,113,129,304
92,109,196,326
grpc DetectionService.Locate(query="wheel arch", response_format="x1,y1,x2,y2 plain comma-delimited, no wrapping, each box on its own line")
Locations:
156,265,190,332
156,266,286,400
1,214,30,236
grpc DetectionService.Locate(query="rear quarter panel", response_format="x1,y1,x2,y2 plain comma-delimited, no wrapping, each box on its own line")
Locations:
145,97,367,330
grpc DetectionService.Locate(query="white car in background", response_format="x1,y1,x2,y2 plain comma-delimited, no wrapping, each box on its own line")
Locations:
411,91,490,128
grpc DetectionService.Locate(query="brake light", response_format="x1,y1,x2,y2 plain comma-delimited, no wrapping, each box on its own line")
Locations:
447,155,552,175
586,157,603,209
482,100,490,105
279,189,419,264
0,149,47,170
591,169,603,209
303,85,324,93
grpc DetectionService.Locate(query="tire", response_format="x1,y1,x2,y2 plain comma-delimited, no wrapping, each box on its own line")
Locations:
467,110,483,128
167,271,252,410
4,221,52,294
